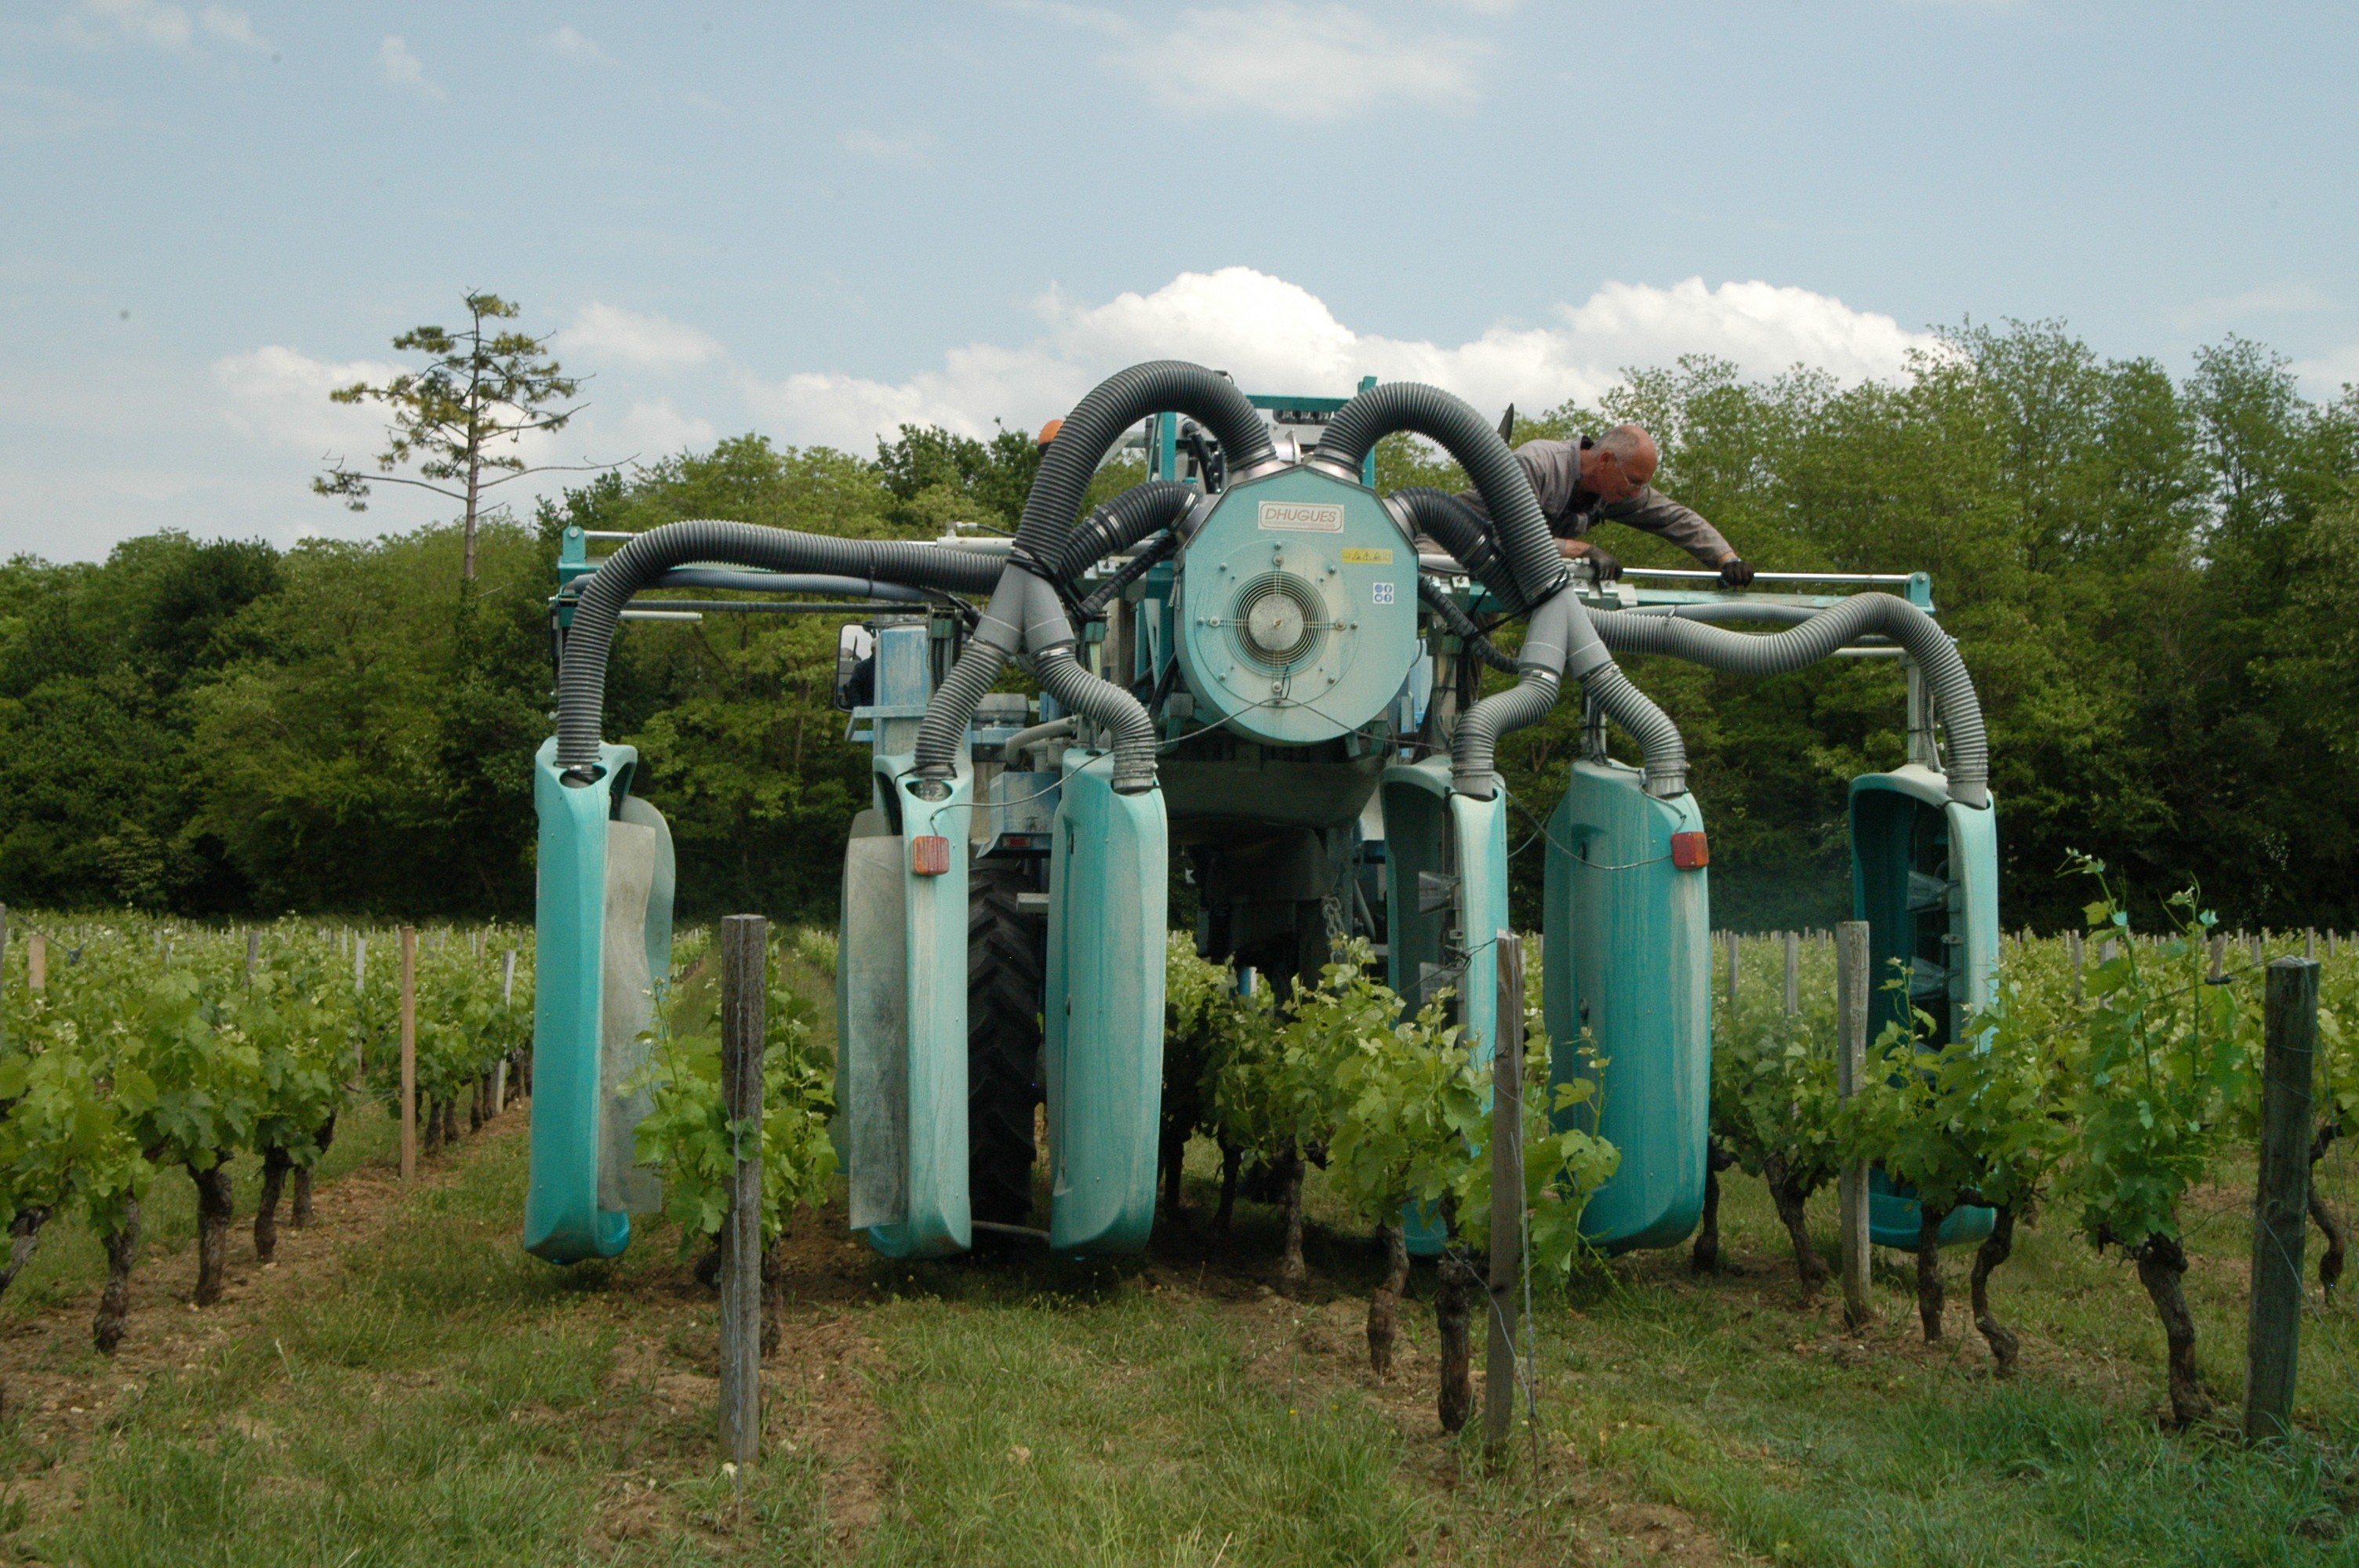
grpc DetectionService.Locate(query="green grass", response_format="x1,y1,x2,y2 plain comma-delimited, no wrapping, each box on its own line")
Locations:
0,1109,2350,1565
0,1127,832,1566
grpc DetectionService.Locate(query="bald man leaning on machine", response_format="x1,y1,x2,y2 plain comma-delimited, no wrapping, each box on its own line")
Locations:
1461,423,1754,588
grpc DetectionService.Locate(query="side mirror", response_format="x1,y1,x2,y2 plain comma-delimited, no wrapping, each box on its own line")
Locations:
832,624,876,711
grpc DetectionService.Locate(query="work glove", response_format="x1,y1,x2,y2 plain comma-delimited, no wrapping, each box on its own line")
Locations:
1717,557,1754,588
1583,544,1623,583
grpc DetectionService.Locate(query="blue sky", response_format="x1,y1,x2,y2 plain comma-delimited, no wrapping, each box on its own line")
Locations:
4,1,2354,561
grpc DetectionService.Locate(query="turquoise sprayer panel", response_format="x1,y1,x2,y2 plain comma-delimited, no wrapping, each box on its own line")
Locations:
1852,765,2002,1248
526,738,675,1263
1382,762,1450,1009
1043,751,1168,1252
1380,758,1507,1256
1870,1168,1995,1247
855,762,976,1260
839,812,908,1240
1543,760,1710,1253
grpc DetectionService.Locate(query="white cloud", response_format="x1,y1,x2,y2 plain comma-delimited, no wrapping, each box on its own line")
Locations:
53,0,266,53
612,400,717,459
2290,342,2359,398
57,0,191,50
1038,2,1488,121
565,303,725,369
742,266,1936,452
2166,281,2341,333
1554,278,1929,385
198,6,266,49
841,127,932,166
210,345,408,458
378,35,442,98
540,25,608,64
743,341,1095,452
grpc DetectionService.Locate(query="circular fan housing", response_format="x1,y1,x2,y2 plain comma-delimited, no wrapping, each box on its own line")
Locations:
1170,466,1419,747
1230,571,1326,672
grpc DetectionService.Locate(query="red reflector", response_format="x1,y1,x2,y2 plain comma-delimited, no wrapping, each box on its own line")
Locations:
1671,831,1710,869
911,836,952,876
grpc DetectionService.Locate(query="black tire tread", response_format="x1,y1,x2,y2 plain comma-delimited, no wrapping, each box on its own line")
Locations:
968,859,1044,1228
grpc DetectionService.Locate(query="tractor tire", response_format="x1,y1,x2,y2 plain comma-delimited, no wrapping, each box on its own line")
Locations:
968,858,1045,1229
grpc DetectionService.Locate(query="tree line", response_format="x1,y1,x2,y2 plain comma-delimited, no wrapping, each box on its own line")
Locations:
1,320,2351,929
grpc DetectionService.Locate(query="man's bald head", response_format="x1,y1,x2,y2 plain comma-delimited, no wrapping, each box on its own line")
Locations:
1580,423,1660,502
1594,424,1659,485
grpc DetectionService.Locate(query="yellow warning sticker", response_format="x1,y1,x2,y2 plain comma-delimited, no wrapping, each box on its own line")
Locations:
1339,546,1394,564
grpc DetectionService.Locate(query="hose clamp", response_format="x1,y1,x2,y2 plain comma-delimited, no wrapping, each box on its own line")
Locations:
1173,492,1219,546
1227,452,1294,485
1377,494,1422,547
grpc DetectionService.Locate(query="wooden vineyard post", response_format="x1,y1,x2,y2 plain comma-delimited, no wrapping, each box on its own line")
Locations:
244,927,259,987
2246,957,2317,1445
2067,929,2082,1001
2208,932,2226,983
352,936,369,1077
399,927,417,1182
1725,931,1739,1012
494,949,518,1111
1485,931,1526,1462
27,931,45,994
1836,920,1873,1332
718,915,768,1468
1783,930,1801,1018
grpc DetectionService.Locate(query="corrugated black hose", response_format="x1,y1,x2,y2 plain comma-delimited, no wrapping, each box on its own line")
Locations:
1314,381,1688,800
915,363,1272,791
554,519,1001,781
1417,575,1520,675
1054,481,1198,582
1389,488,1525,613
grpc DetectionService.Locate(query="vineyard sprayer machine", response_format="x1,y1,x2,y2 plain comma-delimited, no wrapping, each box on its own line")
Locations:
524,362,2001,1265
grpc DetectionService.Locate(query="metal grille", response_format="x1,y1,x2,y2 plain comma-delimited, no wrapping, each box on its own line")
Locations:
1227,571,1327,673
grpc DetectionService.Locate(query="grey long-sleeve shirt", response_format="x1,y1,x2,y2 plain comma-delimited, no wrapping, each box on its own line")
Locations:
1459,437,1736,568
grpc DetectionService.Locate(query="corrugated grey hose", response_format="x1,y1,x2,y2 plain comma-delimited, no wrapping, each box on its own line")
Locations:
1035,645,1158,789
916,362,1270,793
554,519,1002,781
1447,595,1689,800
911,566,1159,794
1316,382,1688,801
1590,593,1989,808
